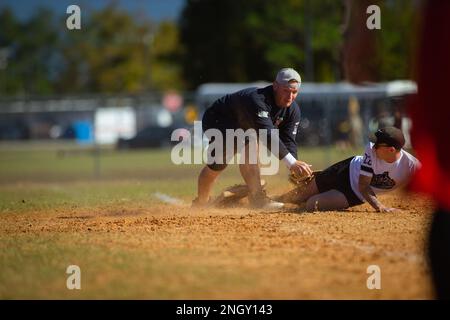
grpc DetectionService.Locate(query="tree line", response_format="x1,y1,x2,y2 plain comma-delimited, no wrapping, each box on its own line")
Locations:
0,0,418,96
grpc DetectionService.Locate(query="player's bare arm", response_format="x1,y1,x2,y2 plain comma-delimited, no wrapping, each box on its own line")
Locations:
358,174,397,213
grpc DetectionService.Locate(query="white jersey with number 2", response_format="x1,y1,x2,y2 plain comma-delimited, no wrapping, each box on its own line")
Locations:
349,143,421,202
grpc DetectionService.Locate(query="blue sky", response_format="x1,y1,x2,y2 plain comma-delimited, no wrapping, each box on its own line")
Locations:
0,0,186,22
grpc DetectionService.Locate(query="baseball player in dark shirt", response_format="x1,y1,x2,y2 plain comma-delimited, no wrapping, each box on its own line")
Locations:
193,68,313,209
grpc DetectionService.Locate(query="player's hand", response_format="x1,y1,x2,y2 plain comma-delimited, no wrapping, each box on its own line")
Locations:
290,160,313,177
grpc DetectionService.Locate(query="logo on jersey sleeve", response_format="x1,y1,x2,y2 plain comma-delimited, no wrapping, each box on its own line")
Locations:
370,171,396,189
363,153,372,166
292,121,299,135
257,111,269,118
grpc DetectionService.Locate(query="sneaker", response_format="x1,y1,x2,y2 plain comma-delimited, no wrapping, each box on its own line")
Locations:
248,191,284,210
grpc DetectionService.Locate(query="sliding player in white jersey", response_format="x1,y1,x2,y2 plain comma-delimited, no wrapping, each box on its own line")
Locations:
277,127,421,212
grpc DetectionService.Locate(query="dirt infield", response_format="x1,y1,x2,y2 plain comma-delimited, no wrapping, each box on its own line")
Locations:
0,190,435,299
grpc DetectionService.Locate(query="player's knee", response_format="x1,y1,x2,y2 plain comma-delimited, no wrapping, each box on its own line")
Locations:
306,195,321,212
207,163,228,172
239,162,259,171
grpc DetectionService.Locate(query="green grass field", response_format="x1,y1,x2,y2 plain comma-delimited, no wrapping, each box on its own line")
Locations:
0,142,361,213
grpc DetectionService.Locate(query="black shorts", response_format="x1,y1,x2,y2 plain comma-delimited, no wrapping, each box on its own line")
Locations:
202,109,252,171
314,157,364,207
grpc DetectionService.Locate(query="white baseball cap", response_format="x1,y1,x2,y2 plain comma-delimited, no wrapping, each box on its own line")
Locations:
275,68,302,89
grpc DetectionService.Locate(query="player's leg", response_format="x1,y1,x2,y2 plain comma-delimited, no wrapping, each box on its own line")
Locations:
305,157,360,211
194,120,229,206
194,142,230,206
238,141,283,209
195,165,223,205
238,141,264,197
274,178,320,204
275,158,352,205
276,157,359,209
305,190,350,211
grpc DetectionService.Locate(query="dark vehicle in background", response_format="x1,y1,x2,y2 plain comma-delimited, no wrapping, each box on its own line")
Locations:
116,103,192,149
0,120,30,140
117,125,190,149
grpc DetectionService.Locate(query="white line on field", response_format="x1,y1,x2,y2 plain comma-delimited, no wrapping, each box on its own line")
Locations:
152,192,184,205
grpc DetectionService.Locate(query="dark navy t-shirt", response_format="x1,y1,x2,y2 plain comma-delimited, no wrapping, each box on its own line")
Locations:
203,85,301,160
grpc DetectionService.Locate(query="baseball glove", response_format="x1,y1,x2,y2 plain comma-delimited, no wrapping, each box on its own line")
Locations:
288,170,321,187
